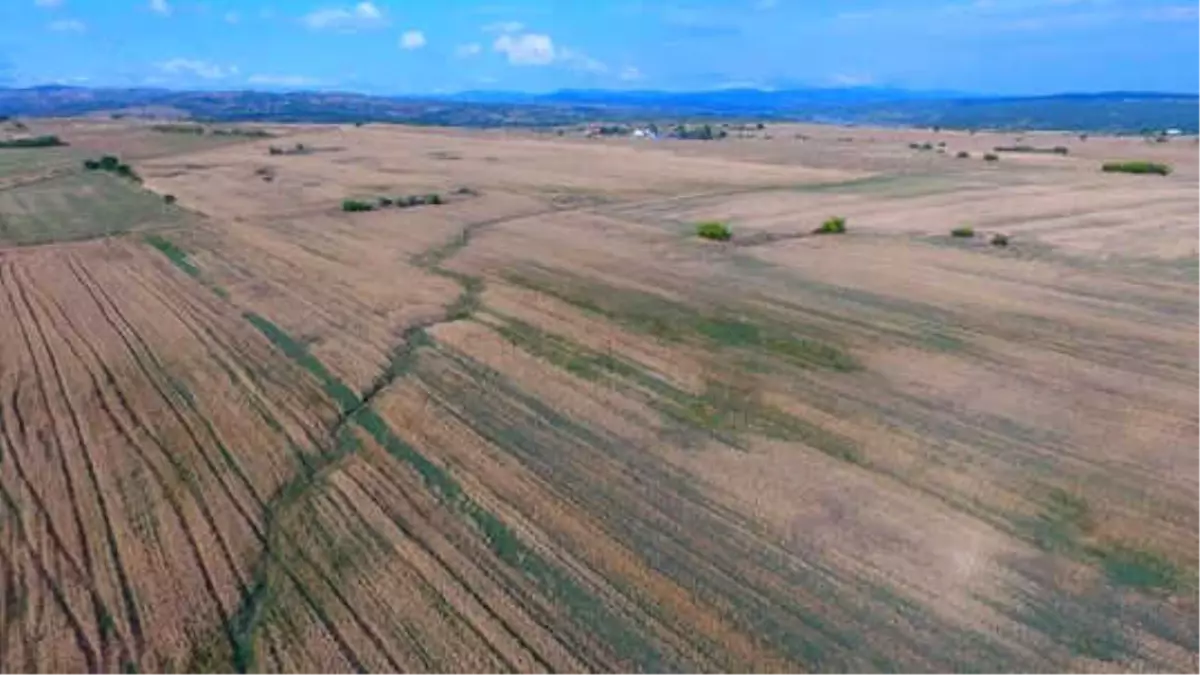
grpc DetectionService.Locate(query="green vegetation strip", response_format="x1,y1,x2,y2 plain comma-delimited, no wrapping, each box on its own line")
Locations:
1101,160,1171,176
143,234,200,277
0,135,67,148
493,314,860,462
504,270,859,372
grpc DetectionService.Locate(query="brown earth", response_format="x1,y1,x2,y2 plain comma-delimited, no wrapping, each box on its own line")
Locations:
0,118,1195,672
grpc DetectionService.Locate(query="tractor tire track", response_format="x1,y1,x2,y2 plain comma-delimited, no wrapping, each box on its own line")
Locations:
333,461,559,672
0,261,110,667
15,263,147,664
124,258,326,476
64,257,265,653
68,258,266,542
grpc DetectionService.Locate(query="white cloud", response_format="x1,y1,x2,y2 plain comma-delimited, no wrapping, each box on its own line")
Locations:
619,66,643,81
302,2,387,31
455,42,482,57
399,29,426,49
493,32,555,65
158,58,237,79
149,0,171,16
35,0,63,8
483,20,524,33
248,74,321,87
224,11,240,23
48,18,86,32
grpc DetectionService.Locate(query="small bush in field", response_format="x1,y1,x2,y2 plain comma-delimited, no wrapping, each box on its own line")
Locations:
956,151,970,158
983,153,1000,162
695,221,732,241
951,226,974,238
163,194,177,205
426,193,443,205
813,216,847,235
991,233,1010,247
342,199,376,212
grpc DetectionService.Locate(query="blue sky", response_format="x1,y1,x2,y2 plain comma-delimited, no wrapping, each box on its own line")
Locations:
2,0,1197,94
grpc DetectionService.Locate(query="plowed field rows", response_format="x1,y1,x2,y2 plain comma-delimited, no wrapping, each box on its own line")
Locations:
0,119,1195,671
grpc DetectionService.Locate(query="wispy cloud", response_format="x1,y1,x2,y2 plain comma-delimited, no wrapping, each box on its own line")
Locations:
302,2,387,31
399,30,426,50
493,32,555,65
48,18,85,32
619,66,643,81
559,48,608,74
34,0,64,8
483,20,524,33
158,58,237,79
247,74,322,87
149,0,170,16
455,42,482,57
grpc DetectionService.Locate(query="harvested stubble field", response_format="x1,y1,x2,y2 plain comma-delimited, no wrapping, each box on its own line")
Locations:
0,118,1195,672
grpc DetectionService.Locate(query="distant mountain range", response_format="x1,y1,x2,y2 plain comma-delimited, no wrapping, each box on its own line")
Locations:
1,85,1196,133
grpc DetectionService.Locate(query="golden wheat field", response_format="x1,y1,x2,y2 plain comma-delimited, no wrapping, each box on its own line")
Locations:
0,117,1195,672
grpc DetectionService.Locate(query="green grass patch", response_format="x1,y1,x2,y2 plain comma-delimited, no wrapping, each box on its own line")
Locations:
0,171,183,245
1101,160,1171,176
950,226,975,238
1088,544,1191,593
695,220,733,241
144,234,201,277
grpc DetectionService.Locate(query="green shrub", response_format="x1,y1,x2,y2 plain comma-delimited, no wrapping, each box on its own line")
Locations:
813,216,847,235
341,199,376,212
163,194,177,205
99,155,120,171
983,153,1000,162
695,221,732,241
991,233,1009,247
956,151,970,159
377,197,394,207
951,226,974,238
83,158,101,170
1101,161,1171,176
426,193,443,205
115,164,141,182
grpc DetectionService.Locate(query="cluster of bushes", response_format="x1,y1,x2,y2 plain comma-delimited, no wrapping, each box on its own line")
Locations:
1101,161,1172,176
672,124,727,141
813,216,847,235
909,142,935,151
949,226,1009,247
983,153,1000,162
0,135,67,149
695,221,732,241
153,124,274,138
342,192,446,212
83,155,141,182
994,145,1070,156
268,143,311,156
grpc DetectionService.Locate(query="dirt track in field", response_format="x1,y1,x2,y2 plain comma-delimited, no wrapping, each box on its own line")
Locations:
0,119,1195,672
